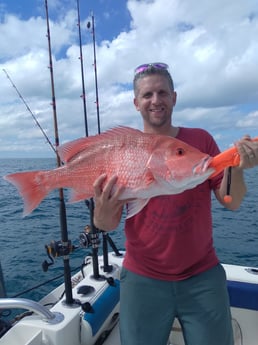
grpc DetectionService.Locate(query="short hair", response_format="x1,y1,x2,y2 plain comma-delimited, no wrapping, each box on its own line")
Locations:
133,66,174,96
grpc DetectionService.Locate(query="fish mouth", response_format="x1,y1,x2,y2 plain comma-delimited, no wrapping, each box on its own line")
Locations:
193,156,213,175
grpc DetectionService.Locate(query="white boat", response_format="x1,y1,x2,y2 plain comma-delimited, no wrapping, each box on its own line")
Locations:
1,248,258,345
1,3,257,342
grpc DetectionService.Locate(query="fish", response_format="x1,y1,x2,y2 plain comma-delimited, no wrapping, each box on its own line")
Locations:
3,126,216,218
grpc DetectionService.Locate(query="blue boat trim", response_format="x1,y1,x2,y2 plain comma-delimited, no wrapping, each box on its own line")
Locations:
83,279,120,336
227,280,258,311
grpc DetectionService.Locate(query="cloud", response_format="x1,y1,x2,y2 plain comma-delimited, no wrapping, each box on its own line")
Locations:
236,111,258,128
0,0,257,157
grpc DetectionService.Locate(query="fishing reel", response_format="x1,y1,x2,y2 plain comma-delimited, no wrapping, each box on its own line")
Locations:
79,225,100,249
42,240,75,272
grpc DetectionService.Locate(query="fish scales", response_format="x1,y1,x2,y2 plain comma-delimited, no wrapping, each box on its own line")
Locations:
4,126,224,218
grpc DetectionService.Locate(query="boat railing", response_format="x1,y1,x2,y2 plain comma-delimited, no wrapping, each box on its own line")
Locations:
0,298,64,324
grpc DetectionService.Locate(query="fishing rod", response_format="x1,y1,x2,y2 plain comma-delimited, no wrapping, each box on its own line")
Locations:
81,11,101,135
44,0,74,305
88,12,122,271
76,0,103,280
77,0,89,137
2,69,56,154
90,12,101,134
78,6,121,277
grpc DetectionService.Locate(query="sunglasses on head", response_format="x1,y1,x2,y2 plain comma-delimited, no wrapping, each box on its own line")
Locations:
134,62,169,76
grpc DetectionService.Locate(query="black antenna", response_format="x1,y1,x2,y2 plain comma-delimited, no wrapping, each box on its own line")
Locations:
44,0,74,305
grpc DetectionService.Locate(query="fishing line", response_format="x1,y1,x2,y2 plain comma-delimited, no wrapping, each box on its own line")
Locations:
12,264,83,299
2,68,56,154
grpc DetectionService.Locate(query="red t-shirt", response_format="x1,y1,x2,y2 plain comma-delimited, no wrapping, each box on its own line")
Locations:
123,127,223,281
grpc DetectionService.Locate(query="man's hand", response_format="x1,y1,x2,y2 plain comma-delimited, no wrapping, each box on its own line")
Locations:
235,135,258,169
93,174,126,231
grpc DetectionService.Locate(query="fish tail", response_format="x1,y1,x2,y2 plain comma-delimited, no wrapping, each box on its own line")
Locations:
3,171,49,216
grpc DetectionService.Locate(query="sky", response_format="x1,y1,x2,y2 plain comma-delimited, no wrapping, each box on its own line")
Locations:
0,0,257,158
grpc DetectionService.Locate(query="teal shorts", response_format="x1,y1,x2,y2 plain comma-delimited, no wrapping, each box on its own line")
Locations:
120,264,233,345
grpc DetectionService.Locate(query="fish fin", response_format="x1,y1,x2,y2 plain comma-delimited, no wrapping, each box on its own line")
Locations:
68,189,92,203
144,170,156,185
146,152,168,179
126,199,150,219
3,171,49,217
57,126,145,163
57,137,93,163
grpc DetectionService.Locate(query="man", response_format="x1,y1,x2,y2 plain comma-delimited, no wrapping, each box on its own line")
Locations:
93,63,258,345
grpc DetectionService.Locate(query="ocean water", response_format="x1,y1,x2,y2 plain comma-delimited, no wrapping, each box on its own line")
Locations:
0,158,257,303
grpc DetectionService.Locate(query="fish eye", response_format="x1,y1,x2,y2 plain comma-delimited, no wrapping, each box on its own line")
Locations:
176,148,185,156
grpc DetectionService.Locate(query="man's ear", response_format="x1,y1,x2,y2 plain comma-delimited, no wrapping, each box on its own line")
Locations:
134,98,140,111
173,91,177,106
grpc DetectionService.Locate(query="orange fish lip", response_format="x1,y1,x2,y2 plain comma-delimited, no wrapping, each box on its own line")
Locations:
192,156,213,175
